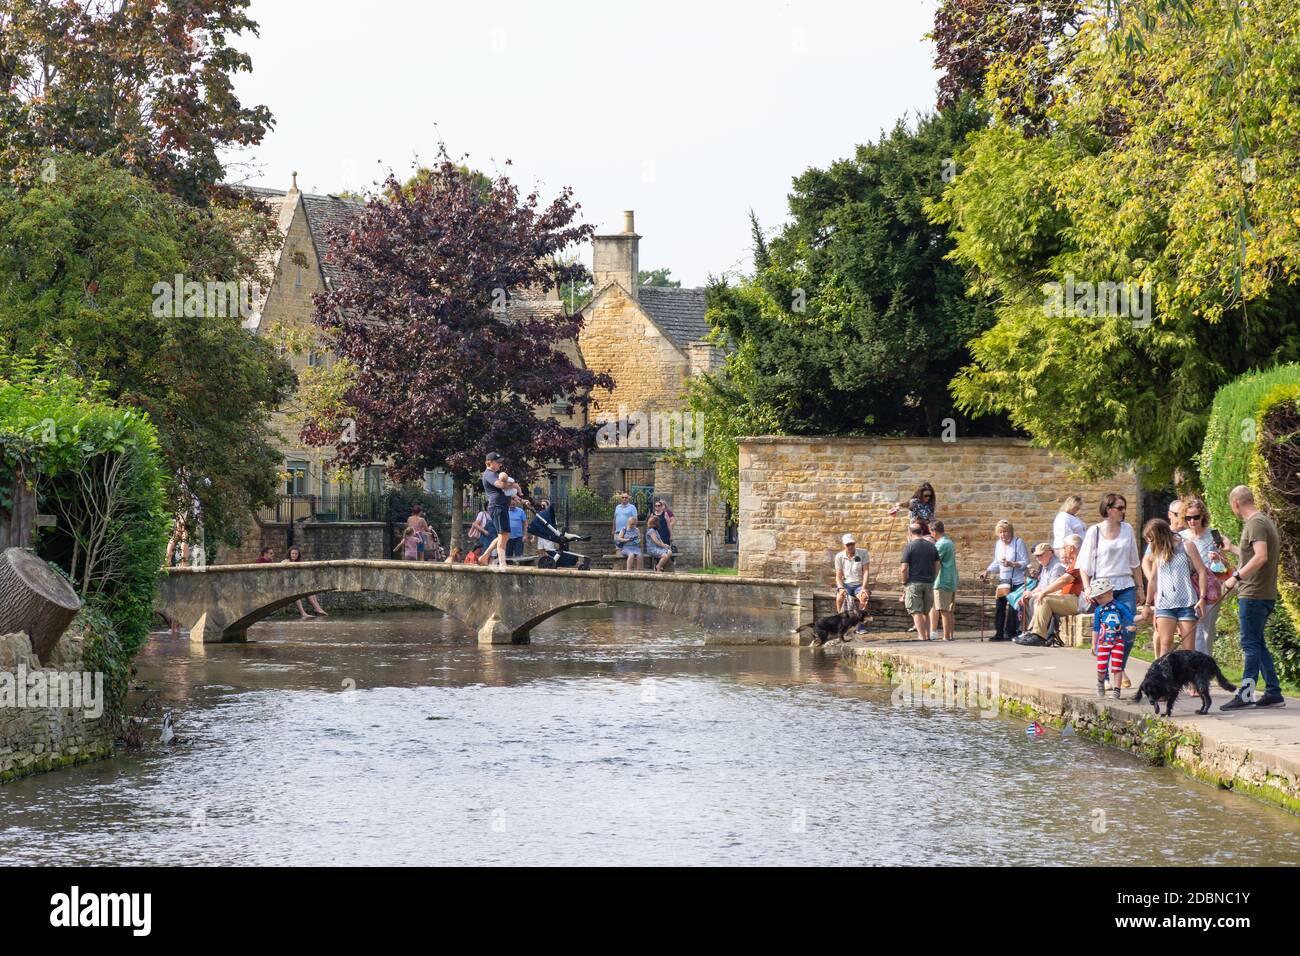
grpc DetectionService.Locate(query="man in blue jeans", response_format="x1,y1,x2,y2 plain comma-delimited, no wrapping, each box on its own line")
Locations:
1220,485,1286,709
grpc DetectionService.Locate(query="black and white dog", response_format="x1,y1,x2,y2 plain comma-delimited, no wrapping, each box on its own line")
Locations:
1133,650,1236,716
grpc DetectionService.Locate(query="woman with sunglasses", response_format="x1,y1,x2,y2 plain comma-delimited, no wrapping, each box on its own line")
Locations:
889,482,937,532
1078,493,1143,687
1178,495,1228,659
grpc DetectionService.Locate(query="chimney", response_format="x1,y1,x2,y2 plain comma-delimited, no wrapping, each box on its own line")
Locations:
593,210,640,300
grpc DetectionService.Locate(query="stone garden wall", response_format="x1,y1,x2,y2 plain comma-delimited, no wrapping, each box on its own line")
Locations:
1,629,113,783
737,436,1141,588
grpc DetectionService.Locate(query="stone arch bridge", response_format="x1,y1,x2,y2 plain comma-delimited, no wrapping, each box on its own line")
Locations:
156,561,811,645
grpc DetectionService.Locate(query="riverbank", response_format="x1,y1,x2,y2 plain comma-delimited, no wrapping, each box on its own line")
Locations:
835,635,1300,816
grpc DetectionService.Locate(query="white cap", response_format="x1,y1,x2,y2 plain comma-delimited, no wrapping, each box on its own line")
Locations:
842,533,856,545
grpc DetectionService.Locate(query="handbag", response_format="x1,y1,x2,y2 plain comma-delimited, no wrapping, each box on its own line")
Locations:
1193,570,1223,605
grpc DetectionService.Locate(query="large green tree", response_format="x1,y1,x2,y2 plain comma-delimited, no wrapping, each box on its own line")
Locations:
0,153,295,543
0,0,273,204
688,98,1006,507
933,0,1300,487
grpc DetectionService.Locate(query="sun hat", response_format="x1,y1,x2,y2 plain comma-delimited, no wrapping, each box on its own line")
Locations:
842,533,856,545
1032,542,1054,555
1087,577,1115,600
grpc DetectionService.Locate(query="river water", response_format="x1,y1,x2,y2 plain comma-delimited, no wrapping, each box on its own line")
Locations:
1,606,1297,866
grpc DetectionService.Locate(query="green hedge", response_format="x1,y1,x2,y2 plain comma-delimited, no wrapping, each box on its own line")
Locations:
1198,363,1300,683
0,358,169,719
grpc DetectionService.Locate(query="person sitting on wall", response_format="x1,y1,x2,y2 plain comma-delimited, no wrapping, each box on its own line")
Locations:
834,534,870,622
616,515,643,571
645,514,673,572
1017,535,1084,644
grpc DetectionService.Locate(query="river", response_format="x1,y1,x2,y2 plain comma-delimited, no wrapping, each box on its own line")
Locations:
1,606,1296,865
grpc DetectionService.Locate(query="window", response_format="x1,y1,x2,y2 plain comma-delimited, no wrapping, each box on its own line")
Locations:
307,349,325,367
363,465,385,496
285,459,310,496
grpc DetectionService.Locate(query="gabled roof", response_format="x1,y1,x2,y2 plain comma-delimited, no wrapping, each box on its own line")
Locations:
635,285,712,351
300,193,366,289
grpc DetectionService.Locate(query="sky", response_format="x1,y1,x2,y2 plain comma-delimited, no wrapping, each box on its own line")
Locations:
223,0,943,287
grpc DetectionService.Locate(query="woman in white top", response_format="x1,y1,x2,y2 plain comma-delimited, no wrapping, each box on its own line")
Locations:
1078,492,1144,684
980,519,1028,641
1178,495,1227,659
1142,518,1208,659
1052,495,1086,551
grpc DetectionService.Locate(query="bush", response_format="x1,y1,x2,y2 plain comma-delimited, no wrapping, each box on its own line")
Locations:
0,358,169,717
383,485,451,541
566,485,613,521
1199,363,1300,684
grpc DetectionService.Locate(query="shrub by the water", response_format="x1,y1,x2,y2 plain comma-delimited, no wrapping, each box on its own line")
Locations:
0,358,169,720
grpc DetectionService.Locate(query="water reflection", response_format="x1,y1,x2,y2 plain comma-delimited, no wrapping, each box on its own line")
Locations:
0,606,1296,866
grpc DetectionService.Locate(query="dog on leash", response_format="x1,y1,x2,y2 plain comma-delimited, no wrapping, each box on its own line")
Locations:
796,605,870,647
1133,649,1236,716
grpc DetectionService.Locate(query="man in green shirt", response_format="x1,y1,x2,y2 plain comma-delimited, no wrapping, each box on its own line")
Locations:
1220,485,1285,709
931,520,959,642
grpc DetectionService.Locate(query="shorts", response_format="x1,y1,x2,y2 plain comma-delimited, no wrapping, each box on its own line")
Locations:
839,582,863,598
1156,605,1199,622
488,504,510,533
934,588,956,612
905,582,934,615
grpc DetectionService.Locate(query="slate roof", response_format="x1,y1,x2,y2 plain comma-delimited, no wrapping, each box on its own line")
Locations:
635,285,712,351
300,193,366,289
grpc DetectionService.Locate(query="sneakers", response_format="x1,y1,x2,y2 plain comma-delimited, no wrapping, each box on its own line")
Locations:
1111,687,1121,700
1096,679,1107,698
1220,694,1252,711
1255,693,1287,708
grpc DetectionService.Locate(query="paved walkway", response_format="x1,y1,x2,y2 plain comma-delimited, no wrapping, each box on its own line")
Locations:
835,631,1300,813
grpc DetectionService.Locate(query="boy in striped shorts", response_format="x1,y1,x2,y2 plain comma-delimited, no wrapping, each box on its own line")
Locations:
1089,578,1140,700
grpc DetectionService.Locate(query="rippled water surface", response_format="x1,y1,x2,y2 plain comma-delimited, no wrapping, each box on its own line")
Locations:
1,607,1297,865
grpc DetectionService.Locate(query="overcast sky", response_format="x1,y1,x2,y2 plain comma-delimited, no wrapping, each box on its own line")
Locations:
224,0,942,286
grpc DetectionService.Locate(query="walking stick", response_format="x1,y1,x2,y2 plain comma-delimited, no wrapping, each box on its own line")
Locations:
980,577,987,642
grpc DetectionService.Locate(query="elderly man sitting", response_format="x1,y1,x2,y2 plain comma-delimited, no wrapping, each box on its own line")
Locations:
1017,535,1084,644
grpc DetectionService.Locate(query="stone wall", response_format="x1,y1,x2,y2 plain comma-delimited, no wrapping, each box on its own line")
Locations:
653,460,728,568
217,520,389,565
1,630,113,783
738,437,1141,587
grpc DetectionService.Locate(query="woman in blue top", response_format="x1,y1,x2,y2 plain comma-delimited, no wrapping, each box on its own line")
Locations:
980,519,1028,641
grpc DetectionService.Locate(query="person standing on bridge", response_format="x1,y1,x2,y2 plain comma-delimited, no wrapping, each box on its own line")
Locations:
479,452,521,569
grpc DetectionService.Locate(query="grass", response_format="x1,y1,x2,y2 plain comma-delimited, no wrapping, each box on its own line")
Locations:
694,565,738,576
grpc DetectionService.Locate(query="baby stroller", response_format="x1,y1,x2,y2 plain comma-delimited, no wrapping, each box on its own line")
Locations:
528,502,592,570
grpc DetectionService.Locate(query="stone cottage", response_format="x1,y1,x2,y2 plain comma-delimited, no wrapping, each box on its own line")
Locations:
235,177,729,566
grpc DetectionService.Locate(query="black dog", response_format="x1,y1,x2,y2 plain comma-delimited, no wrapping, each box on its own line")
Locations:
1133,650,1236,716
796,605,869,647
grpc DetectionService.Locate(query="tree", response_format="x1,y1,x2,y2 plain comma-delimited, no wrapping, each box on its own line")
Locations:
688,99,1007,507
0,0,273,205
931,0,1083,131
639,268,681,288
0,153,296,544
301,157,612,547
933,0,1300,487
